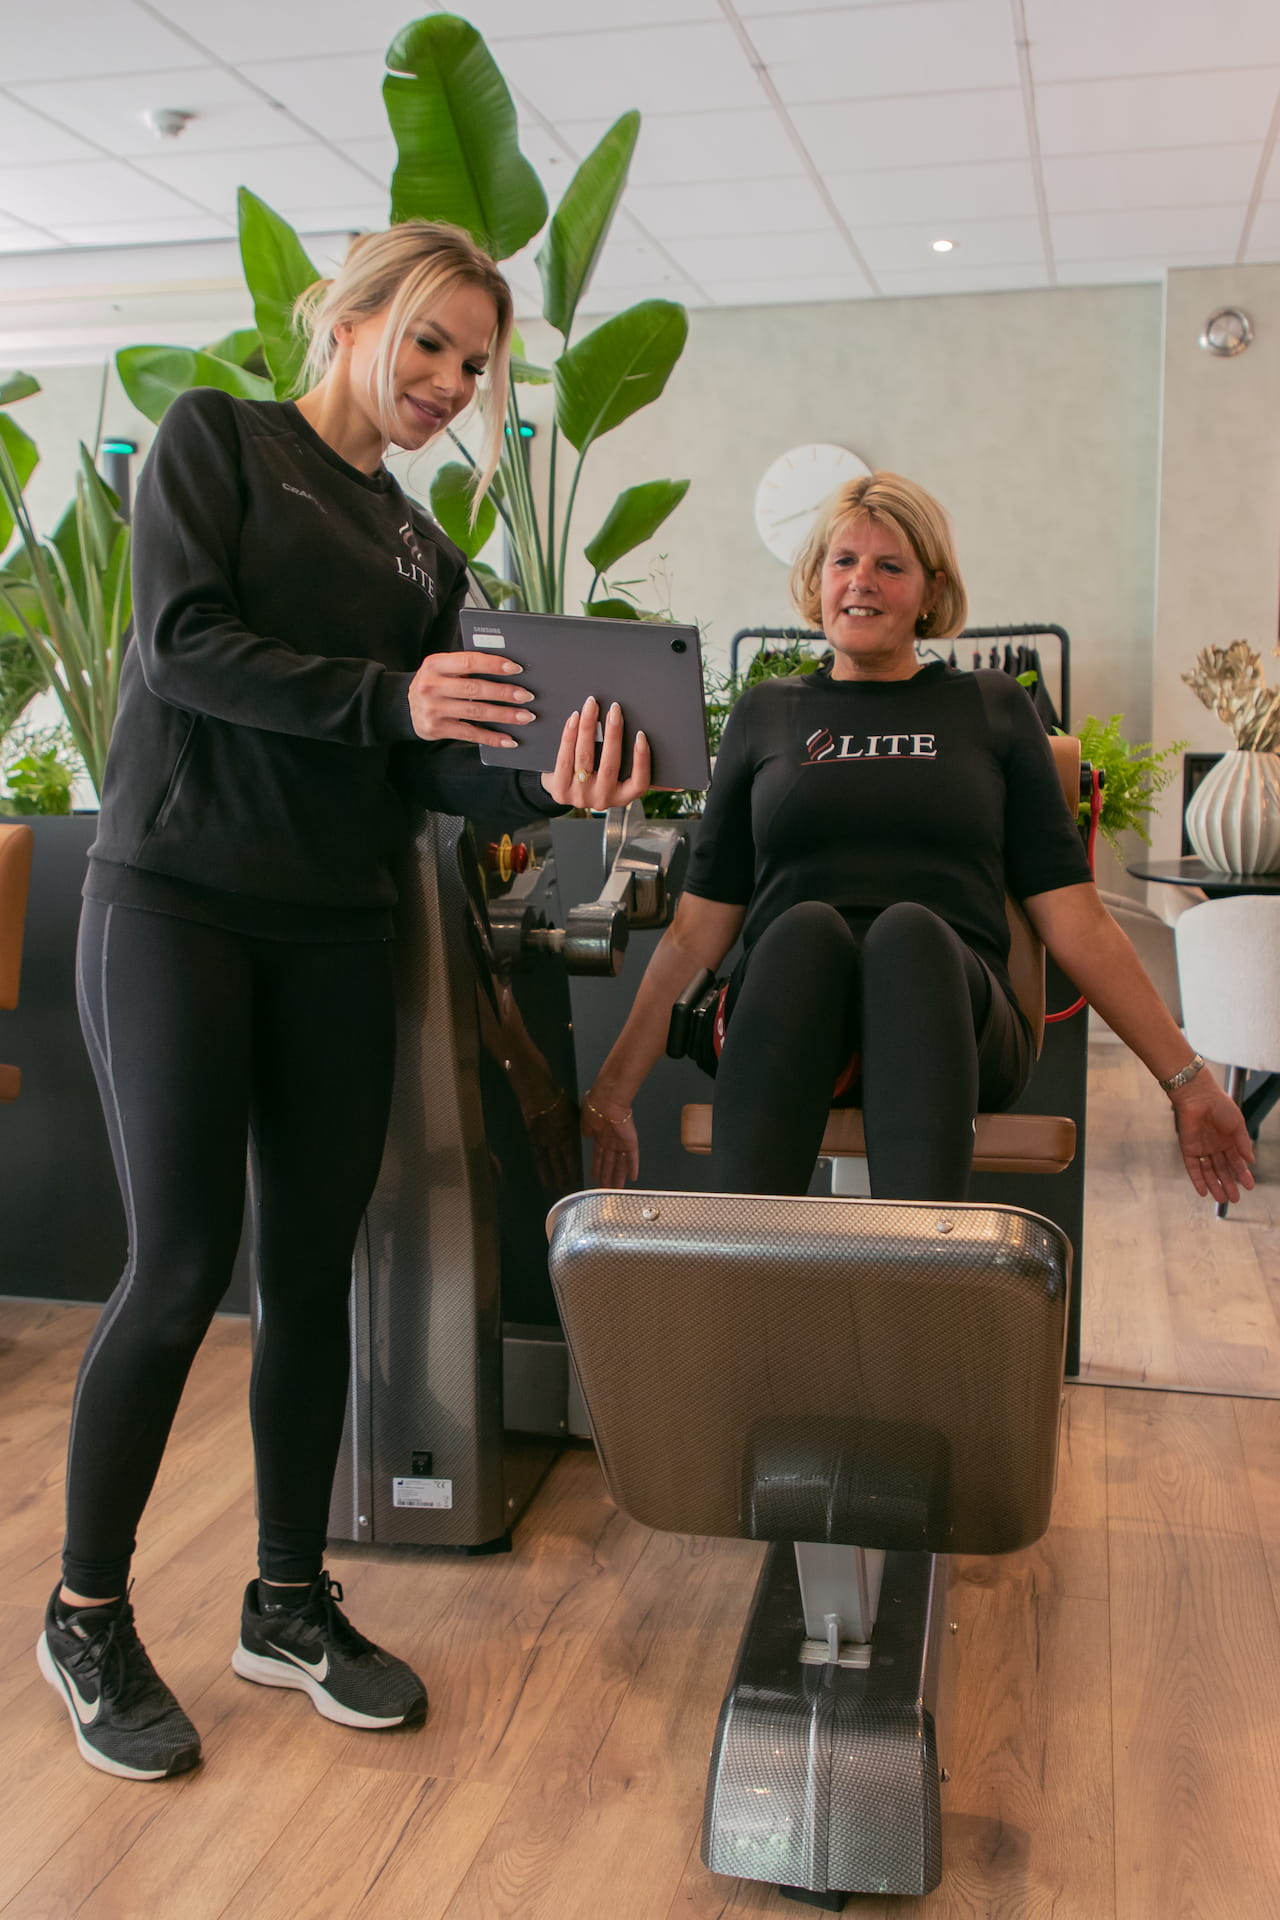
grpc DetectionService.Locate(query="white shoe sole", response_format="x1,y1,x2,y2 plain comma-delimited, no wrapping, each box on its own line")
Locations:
230,1642,421,1730
37,1633,199,1781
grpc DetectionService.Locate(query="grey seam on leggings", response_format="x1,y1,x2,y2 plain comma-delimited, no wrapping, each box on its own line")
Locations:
66,907,140,1485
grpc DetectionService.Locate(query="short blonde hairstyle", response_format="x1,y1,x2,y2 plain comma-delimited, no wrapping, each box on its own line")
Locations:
790,471,968,639
295,222,513,504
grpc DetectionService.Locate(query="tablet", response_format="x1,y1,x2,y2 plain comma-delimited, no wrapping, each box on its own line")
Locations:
458,608,711,793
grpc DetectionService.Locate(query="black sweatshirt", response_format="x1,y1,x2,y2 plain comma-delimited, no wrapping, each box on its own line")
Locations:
683,661,1091,1003
87,388,560,940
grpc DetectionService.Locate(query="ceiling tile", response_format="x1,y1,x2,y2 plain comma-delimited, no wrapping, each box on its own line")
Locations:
750,1,1020,105
1053,258,1185,286
873,263,1050,295
47,213,235,246
1043,144,1263,214
476,0,721,32
489,23,767,121
702,271,874,307
337,135,398,186
1,0,202,84
239,52,394,143
734,0,972,12
132,143,384,221
1245,201,1280,251
0,159,203,227
582,229,701,295
1052,205,1244,261
558,108,804,187
1036,69,1280,156
144,0,418,64
857,215,1044,272
0,228,62,255
12,67,307,159
1264,141,1280,201
828,157,1036,227
792,88,1027,172
0,97,98,166
661,227,847,282
1023,0,1280,84
626,176,833,240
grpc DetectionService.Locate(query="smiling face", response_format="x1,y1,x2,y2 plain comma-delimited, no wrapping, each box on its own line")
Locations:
819,511,941,681
336,278,498,456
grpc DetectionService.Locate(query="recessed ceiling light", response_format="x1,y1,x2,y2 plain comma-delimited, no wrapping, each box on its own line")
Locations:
931,239,954,253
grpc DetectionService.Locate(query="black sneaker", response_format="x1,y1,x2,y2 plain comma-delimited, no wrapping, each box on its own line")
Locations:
231,1573,427,1730
37,1588,201,1781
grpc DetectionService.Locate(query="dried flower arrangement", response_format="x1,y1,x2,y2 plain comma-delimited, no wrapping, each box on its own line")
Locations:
1182,640,1280,753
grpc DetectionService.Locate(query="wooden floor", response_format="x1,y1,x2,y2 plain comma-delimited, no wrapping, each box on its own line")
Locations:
5,1299,1280,1918
1078,1035,1280,1395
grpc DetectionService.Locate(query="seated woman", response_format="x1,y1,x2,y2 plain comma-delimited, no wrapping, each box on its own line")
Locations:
582,471,1253,1206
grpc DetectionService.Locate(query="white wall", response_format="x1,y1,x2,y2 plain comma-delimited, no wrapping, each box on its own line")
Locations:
1150,263,1280,859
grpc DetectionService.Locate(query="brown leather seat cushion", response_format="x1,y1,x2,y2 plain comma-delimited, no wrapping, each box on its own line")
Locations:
681,1104,1076,1176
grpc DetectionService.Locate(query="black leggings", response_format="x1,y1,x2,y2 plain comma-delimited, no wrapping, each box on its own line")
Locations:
64,900,396,1598
708,901,1033,1201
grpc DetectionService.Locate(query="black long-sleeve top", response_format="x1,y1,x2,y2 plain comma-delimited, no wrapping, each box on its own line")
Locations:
683,661,1091,1005
87,387,559,940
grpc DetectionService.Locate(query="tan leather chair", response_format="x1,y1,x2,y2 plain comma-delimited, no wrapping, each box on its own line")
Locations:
0,822,35,1103
681,732,1083,1179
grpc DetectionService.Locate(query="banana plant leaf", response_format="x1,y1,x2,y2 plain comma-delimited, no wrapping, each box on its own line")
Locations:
0,372,40,407
471,561,523,608
385,14,547,261
47,449,128,627
429,460,497,560
584,597,642,620
0,413,39,555
238,190,320,397
554,300,688,454
511,356,552,384
537,112,639,339
202,326,264,368
584,478,689,575
116,345,273,426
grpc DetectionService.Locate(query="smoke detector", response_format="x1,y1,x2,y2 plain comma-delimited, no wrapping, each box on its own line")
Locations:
141,108,197,141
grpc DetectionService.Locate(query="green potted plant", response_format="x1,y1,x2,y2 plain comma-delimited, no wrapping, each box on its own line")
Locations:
114,13,691,625
1070,713,1186,857
1181,640,1280,872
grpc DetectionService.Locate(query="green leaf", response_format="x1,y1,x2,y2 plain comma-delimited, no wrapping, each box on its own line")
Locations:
471,561,523,609
115,345,274,425
202,326,264,368
0,371,40,407
583,478,689,575
537,112,639,338
511,356,552,385
429,460,497,560
0,413,39,553
384,15,548,260
237,190,320,397
584,597,642,620
554,300,688,454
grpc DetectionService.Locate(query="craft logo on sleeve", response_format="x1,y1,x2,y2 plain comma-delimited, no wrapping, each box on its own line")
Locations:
394,521,437,600
803,729,937,765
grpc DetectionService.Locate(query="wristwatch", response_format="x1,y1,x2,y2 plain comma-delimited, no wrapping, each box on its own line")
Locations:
1158,1053,1205,1093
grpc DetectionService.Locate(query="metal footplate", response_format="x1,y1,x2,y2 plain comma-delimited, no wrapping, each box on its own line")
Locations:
703,1543,947,1905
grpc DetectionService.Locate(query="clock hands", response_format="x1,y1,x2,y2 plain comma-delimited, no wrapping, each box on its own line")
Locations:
769,500,829,527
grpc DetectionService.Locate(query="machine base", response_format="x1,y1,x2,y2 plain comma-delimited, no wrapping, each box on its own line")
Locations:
703,1542,947,1902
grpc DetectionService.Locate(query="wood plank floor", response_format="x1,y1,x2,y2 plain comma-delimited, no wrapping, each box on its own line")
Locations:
1078,1034,1280,1396
5,1302,1280,1918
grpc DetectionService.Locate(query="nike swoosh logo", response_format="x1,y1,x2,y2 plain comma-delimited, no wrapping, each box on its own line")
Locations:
57,1659,101,1726
266,1640,328,1681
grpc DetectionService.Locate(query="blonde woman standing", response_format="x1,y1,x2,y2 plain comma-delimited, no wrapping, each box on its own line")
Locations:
39,223,649,1780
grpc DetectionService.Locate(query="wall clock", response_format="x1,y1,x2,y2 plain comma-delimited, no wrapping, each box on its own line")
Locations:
753,443,871,564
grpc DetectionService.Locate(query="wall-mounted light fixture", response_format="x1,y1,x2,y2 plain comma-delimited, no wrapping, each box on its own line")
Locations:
1199,308,1253,357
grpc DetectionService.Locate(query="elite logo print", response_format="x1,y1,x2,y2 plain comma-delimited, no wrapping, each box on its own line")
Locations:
804,728,937,764
395,521,437,600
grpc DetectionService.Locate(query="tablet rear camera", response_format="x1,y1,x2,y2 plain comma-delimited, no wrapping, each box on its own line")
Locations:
671,638,687,653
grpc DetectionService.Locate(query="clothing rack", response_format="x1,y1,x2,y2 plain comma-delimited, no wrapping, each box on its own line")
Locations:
729,621,1072,731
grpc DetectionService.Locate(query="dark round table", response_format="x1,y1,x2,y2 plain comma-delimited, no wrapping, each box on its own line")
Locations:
1126,855,1280,898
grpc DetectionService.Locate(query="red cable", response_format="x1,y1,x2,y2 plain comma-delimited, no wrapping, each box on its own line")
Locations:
1043,772,1102,1025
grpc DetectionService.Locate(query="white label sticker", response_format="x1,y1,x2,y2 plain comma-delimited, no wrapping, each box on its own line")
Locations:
469,631,507,648
392,1476,453,1509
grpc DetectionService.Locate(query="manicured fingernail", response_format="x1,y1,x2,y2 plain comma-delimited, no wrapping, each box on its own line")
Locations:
501,661,523,673
515,711,533,723
583,694,598,709
609,702,621,720
513,689,534,702
568,709,580,725
499,736,516,747
636,729,647,744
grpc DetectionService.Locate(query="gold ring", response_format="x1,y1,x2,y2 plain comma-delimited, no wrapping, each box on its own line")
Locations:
575,768,590,784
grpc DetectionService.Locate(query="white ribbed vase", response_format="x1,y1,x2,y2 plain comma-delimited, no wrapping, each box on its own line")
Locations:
1185,749,1280,874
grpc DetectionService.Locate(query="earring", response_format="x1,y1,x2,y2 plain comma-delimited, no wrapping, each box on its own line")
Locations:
919,609,933,633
